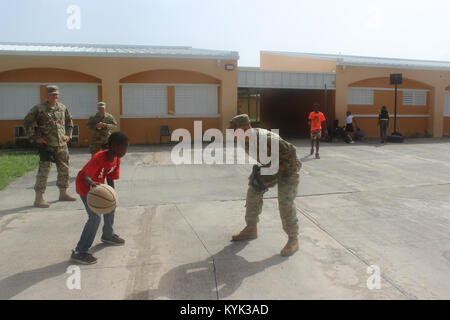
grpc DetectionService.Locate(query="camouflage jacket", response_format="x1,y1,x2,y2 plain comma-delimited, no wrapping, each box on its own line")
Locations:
245,128,300,174
23,101,73,147
87,112,118,145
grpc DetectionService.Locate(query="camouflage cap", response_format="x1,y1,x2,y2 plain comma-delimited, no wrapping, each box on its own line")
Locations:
46,85,59,95
97,102,106,108
228,114,251,130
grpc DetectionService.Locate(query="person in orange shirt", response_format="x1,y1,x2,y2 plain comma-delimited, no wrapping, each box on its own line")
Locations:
308,103,327,159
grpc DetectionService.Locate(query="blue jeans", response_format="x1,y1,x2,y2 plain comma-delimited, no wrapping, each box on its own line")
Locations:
75,196,115,253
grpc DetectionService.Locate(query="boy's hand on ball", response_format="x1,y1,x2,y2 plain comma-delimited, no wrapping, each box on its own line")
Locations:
90,182,100,188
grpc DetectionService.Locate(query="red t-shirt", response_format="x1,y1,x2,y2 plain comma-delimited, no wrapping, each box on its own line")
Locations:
76,150,121,197
309,112,326,131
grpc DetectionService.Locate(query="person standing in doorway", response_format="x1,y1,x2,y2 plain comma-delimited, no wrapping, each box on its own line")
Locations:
378,106,390,143
308,103,327,159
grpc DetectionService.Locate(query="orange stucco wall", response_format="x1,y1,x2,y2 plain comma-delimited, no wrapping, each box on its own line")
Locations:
74,119,93,146
443,118,450,136
346,77,433,137
0,119,94,146
354,117,429,138
120,69,220,84
347,76,432,137
0,120,22,144
336,66,450,137
260,52,337,73
349,90,429,115
0,68,102,146
257,52,450,138
120,117,220,145
0,56,237,146
0,67,101,83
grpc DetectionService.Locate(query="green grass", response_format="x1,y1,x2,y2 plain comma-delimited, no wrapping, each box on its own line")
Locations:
0,153,39,190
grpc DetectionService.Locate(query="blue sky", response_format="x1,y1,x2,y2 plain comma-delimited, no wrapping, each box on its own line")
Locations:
1,0,449,66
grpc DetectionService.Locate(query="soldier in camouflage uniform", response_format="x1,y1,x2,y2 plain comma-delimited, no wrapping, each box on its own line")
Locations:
229,114,302,256
23,85,77,208
87,102,118,156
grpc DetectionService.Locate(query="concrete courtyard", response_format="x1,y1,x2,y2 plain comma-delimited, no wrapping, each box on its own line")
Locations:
0,138,449,300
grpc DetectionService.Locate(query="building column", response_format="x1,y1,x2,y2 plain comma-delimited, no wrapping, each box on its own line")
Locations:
432,86,446,137
335,69,348,126
221,79,238,132
101,78,121,128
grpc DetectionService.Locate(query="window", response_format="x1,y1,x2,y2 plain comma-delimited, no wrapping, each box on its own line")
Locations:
348,88,374,105
175,86,218,115
13,125,78,142
14,126,37,141
402,91,427,106
445,92,450,117
238,88,261,122
0,84,41,120
56,84,99,118
71,125,79,143
122,85,168,117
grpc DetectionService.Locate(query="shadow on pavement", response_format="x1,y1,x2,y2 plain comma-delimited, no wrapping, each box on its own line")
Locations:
0,244,109,299
0,261,71,299
0,206,35,217
128,241,287,300
26,177,76,189
299,155,315,163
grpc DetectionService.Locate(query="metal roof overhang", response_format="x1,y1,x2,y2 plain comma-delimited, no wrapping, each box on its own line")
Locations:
0,43,239,61
238,69,336,90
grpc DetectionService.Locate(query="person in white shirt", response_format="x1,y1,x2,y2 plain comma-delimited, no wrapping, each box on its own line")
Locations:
345,111,358,137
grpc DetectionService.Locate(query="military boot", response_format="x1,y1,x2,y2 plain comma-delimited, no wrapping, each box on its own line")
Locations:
34,192,50,208
59,188,77,201
280,222,299,256
280,236,299,256
231,223,257,241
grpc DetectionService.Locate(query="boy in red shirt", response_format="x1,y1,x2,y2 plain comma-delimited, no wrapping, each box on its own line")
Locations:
308,103,327,159
70,132,129,265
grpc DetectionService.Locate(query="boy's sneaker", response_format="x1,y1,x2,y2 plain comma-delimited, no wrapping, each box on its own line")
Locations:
315,153,320,159
101,234,125,246
70,250,97,265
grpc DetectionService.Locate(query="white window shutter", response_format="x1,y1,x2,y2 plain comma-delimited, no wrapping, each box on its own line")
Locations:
0,85,41,120
348,88,374,105
122,85,168,117
175,86,218,115
402,91,427,106
57,84,99,118
445,92,450,117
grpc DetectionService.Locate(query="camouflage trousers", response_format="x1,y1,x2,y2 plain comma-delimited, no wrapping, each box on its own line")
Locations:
90,143,108,156
245,170,300,235
35,144,70,193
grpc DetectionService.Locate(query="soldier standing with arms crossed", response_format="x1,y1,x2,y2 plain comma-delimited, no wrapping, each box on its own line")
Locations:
87,102,118,156
23,85,77,208
229,114,302,256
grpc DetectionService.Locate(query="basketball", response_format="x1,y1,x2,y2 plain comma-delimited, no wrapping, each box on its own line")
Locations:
86,184,118,214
